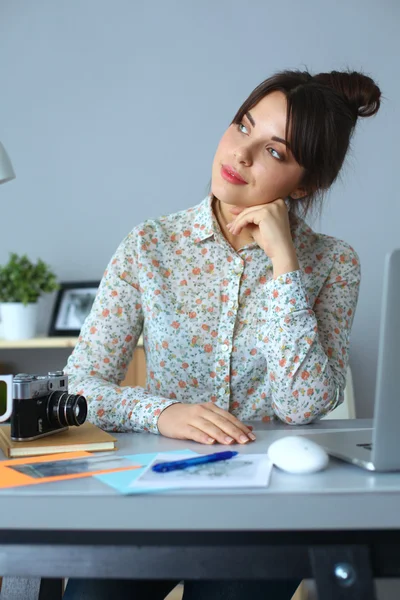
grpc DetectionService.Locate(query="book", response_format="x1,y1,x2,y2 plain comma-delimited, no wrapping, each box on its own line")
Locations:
0,422,117,459
0,451,140,489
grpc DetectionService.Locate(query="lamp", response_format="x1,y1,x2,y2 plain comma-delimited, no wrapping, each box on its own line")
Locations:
0,142,16,184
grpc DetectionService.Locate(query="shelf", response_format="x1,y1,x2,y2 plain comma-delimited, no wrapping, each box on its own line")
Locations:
0,335,144,349
0,336,77,349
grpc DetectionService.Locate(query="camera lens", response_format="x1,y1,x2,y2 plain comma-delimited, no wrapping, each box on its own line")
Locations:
47,391,88,428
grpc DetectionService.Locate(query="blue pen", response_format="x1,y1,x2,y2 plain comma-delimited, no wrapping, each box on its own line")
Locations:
152,451,239,473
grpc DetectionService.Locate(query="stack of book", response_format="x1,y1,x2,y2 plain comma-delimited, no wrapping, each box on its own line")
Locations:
0,422,117,458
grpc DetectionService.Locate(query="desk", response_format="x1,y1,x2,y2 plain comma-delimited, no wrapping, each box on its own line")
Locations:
0,419,399,600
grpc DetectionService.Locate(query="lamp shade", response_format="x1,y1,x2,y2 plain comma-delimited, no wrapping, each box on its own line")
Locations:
0,141,16,184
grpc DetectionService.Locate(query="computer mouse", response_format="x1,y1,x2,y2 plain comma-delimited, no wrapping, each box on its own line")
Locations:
267,436,329,474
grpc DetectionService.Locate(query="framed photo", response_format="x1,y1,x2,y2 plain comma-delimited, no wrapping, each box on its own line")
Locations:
48,281,100,337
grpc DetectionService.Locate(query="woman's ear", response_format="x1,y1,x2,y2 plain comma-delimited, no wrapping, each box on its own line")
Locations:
289,187,308,200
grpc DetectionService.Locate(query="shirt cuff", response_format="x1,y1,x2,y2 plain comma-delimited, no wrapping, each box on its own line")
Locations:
266,269,311,320
152,400,182,434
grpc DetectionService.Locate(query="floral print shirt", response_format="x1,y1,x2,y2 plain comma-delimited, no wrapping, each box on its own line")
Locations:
65,195,361,434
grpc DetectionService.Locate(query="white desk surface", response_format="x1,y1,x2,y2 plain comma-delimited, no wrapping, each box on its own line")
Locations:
1,419,399,532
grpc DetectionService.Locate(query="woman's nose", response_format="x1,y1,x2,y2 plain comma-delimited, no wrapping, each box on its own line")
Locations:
234,146,252,165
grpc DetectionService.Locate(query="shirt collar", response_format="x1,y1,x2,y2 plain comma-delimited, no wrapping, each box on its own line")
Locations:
192,195,218,244
191,194,309,247
191,195,259,246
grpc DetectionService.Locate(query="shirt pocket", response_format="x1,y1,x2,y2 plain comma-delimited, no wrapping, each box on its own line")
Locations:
236,298,269,339
144,296,208,347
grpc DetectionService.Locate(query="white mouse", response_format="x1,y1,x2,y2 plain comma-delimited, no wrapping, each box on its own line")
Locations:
267,436,329,474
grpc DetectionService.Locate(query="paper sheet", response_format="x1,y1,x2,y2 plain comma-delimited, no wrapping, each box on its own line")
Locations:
95,449,197,494
0,451,141,489
130,452,273,491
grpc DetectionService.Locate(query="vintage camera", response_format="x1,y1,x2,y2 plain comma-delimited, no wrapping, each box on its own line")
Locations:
9,371,87,441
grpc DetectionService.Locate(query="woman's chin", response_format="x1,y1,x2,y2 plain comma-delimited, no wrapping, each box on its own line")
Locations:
211,180,244,204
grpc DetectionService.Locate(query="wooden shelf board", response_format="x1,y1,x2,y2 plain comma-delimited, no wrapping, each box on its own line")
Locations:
0,335,144,349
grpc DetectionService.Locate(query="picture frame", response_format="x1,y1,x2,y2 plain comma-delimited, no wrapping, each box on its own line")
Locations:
48,281,100,337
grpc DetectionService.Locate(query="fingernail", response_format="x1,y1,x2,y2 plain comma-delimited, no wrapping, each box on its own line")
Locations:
248,432,256,441
240,435,249,443
225,436,234,444
207,437,215,444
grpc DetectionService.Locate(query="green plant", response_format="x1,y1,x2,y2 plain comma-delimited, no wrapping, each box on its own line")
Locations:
0,253,59,305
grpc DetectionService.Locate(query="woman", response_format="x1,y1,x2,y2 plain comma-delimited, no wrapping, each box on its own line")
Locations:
63,68,381,599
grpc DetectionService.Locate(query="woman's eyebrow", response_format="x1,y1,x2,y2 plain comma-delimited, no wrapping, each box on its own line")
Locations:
245,111,256,127
245,111,291,150
271,136,291,150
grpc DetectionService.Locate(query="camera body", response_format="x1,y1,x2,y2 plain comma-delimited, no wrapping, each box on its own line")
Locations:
10,371,87,441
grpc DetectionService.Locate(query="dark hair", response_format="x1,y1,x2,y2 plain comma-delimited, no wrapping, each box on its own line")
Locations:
231,69,381,219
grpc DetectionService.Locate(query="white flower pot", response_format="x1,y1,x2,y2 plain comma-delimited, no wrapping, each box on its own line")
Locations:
0,302,38,340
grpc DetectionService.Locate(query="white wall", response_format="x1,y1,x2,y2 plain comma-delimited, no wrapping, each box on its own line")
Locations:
0,0,398,417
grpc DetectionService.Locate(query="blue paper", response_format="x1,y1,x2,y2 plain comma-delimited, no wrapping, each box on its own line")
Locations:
95,449,198,494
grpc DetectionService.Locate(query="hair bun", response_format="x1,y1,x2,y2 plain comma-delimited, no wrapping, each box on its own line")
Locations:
314,70,381,119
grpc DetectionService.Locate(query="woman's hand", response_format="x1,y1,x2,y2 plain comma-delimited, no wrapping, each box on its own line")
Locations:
226,199,300,278
157,402,256,445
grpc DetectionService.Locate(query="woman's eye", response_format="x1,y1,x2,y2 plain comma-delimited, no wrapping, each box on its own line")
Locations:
238,123,248,134
268,148,282,161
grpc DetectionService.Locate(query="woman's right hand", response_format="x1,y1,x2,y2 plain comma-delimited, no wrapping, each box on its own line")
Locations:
157,402,256,445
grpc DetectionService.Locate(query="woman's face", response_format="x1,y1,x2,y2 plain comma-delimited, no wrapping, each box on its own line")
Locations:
211,91,306,208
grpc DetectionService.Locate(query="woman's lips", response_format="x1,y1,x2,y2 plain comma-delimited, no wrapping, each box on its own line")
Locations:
221,165,248,185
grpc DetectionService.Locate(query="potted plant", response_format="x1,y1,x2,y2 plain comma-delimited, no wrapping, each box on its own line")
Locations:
0,253,59,340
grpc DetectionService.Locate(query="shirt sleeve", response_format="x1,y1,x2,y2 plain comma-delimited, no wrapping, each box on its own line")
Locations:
256,246,361,424
64,227,179,434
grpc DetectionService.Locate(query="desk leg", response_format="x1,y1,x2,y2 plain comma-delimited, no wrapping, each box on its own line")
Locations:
0,577,63,600
310,545,376,600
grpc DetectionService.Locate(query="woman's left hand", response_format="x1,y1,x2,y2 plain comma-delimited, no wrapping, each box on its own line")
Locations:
226,198,300,278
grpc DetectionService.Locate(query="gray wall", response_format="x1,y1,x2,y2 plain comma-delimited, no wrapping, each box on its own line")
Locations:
0,0,398,417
